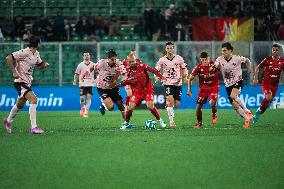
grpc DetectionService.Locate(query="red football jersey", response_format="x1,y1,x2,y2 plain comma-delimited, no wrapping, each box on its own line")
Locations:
121,59,163,90
190,61,219,88
258,56,284,86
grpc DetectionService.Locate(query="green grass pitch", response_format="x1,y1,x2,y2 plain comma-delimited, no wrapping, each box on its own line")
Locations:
0,109,284,189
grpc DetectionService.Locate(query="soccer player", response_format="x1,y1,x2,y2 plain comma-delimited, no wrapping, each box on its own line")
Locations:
211,42,253,128
187,52,219,128
122,49,137,111
3,35,49,134
81,49,126,122
155,41,188,127
252,44,284,123
120,53,167,129
73,52,95,118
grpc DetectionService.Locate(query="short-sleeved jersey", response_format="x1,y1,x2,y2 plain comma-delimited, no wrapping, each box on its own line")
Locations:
90,59,126,89
12,47,42,85
190,61,219,88
122,59,163,91
75,61,95,87
258,56,284,86
156,55,188,86
214,55,247,87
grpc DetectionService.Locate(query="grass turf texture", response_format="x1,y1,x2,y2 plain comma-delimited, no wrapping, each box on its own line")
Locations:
0,109,284,189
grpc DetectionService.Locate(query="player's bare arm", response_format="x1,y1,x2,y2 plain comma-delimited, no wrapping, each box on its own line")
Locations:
245,58,252,74
73,73,79,85
37,61,49,69
253,65,260,85
187,75,194,97
6,54,19,79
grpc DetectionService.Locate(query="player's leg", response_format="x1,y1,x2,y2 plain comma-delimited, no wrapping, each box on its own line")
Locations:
209,99,217,124
194,103,203,128
230,86,252,117
25,91,44,134
125,87,132,111
83,87,93,118
4,97,26,133
79,95,85,116
170,86,182,126
114,99,125,120
4,82,29,133
110,87,125,120
102,97,115,111
253,85,277,123
209,90,218,124
227,86,250,128
79,87,86,116
164,85,176,126
166,95,175,126
146,99,166,128
84,94,92,118
121,101,136,129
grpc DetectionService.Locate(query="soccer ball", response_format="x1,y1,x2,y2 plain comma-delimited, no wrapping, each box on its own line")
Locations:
144,119,156,129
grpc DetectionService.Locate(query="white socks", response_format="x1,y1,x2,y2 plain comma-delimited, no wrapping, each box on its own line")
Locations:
166,107,174,122
7,104,20,122
235,97,249,112
85,99,91,112
236,107,248,120
29,104,37,129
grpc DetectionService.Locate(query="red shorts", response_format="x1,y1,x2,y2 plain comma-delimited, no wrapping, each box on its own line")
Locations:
197,86,219,104
261,84,278,97
130,86,154,106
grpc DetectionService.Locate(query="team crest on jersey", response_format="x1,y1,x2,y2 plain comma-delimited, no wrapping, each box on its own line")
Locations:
232,62,236,66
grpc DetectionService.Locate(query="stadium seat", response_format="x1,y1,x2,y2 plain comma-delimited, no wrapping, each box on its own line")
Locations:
82,35,89,41
111,36,121,41
131,35,140,41
71,35,81,41
4,36,13,42
102,36,110,41
122,35,131,41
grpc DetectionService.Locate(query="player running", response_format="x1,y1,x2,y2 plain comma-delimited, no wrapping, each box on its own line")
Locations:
3,35,49,134
121,49,137,111
120,53,167,129
187,52,219,128
211,42,253,128
253,44,284,123
155,42,188,127
73,52,95,118
81,49,126,122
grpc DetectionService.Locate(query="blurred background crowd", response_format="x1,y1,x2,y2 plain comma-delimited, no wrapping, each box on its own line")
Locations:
0,0,283,42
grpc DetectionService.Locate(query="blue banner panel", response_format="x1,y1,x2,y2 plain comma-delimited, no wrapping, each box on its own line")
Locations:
0,85,283,111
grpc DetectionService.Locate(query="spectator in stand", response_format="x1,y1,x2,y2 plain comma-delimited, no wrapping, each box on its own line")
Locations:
14,16,25,38
232,4,244,18
143,4,155,40
276,21,284,40
53,11,66,41
164,4,175,34
152,9,165,40
180,3,194,24
255,17,269,41
75,16,91,38
210,4,223,18
94,15,106,37
108,15,123,36
46,17,55,41
0,17,15,37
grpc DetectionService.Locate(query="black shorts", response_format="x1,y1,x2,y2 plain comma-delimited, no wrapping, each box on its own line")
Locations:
97,87,123,102
80,87,93,96
164,85,182,101
226,80,243,103
14,82,32,98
